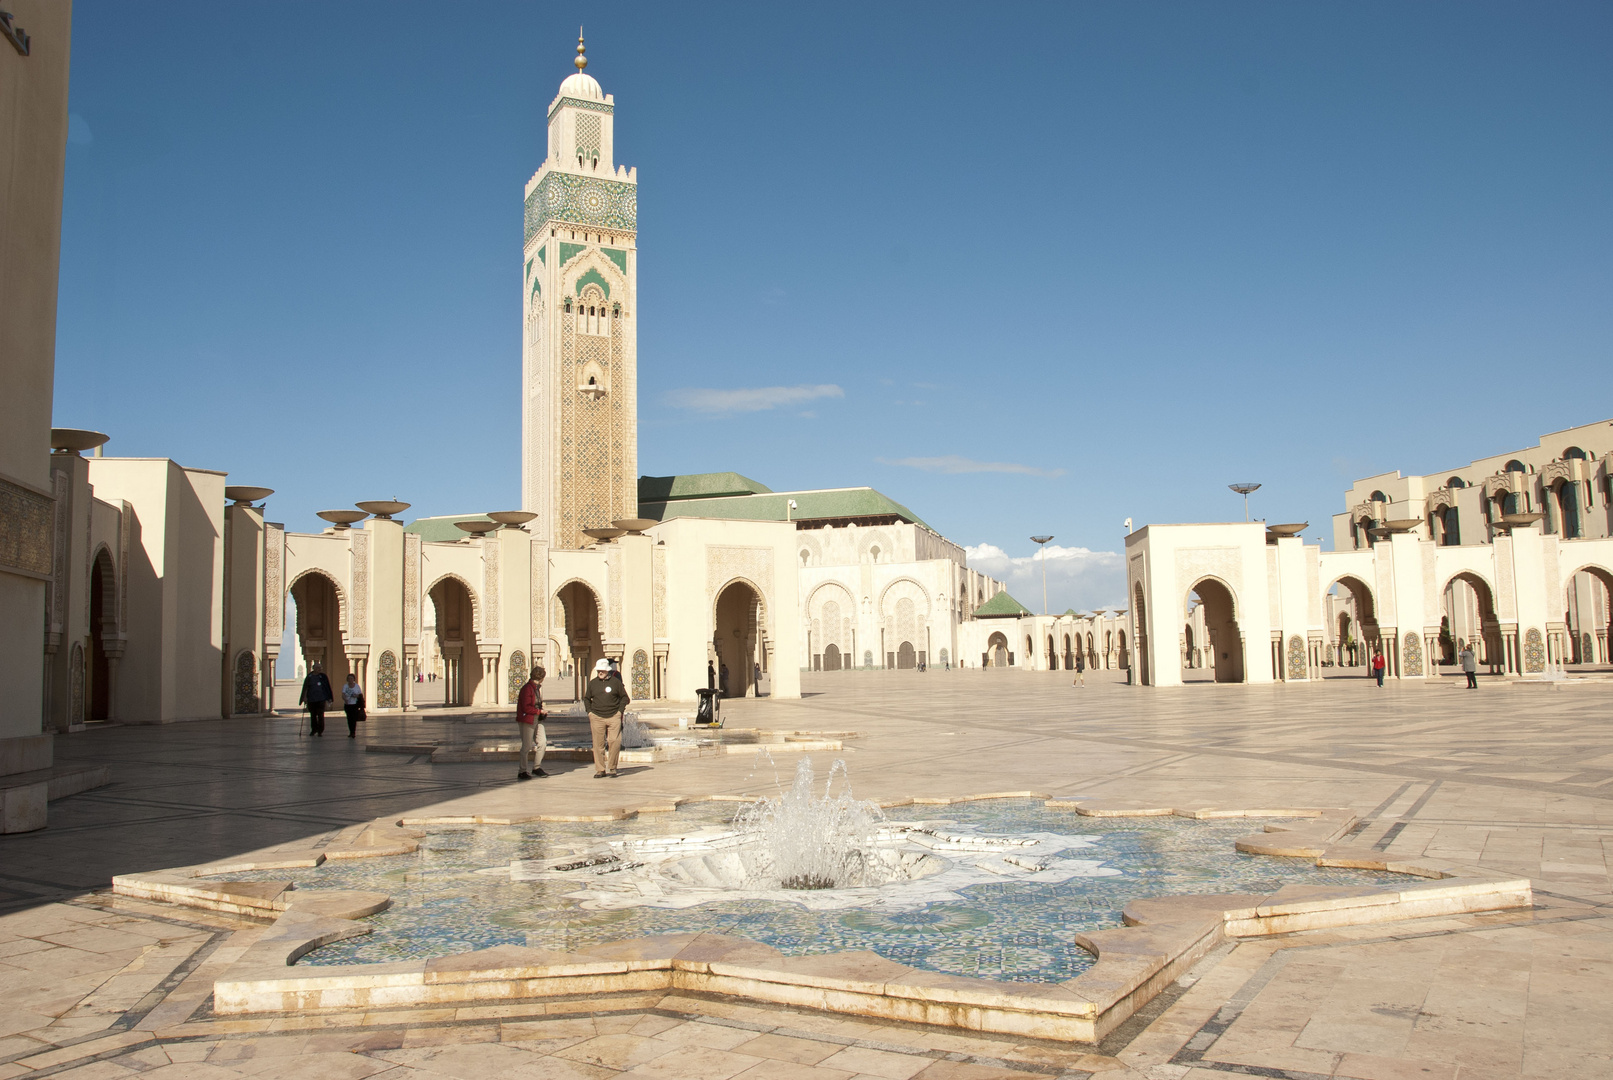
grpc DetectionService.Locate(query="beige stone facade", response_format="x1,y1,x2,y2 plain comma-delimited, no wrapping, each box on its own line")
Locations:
1126,422,1613,686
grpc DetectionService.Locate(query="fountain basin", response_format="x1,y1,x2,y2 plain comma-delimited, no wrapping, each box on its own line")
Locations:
114,795,1533,1043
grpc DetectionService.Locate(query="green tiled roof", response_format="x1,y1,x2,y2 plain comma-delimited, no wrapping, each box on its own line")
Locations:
972,591,1031,618
404,514,492,543
640,485,935,532
638,472,772,503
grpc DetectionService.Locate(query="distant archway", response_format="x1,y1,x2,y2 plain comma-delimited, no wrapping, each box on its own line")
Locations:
1323,575,1378,674
1563,564,1613,665
555,578,605,700
1046,634,1057,670
986,631,1010,668
715,579,765,697
290,569,350,688
897,641,917,669
823,643,842,671
431,575,483,704
1442,571,1501,673
89,548,115,721
1186,577,1241,683
1132,583,1149,683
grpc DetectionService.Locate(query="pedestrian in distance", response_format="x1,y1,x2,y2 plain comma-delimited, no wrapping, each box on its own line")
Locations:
299,662,333,736
1372,649,1387,687
719,663,730,699
706,659,716,690
516,665,548,780
1073,649,1085,687
1460,645,1478,689
341,673,366,738
583,658,630,778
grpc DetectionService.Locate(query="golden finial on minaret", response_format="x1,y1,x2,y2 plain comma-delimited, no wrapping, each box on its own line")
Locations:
575,28,587,71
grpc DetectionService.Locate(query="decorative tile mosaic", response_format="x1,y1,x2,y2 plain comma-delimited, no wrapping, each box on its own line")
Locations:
525,173,636,244
377,650,400,708
210,799,1408,985
233,650,258,714
1287,635,1307,679
507,650,528,705
1523,627,1545,673
1402,631,1424,677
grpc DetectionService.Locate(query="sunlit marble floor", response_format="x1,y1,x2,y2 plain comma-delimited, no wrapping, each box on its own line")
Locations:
2,669,1610,1079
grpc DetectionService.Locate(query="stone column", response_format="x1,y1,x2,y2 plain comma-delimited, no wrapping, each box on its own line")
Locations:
102,637,126,722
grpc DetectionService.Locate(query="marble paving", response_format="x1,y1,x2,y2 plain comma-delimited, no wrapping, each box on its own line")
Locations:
2,668,1610,1078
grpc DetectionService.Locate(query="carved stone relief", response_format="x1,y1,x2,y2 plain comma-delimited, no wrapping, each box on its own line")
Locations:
264,524,284,642
481,537,500,639
350,530,370,639
403,532,421,642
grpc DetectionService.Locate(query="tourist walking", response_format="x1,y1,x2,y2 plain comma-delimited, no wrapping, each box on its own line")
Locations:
1460,645,1478,689
516,665,548,779
1372,649,1387,687
583,658,630,778
341,673,366,738
719,663,730,698
299,662,333,736
1073,650,1085,687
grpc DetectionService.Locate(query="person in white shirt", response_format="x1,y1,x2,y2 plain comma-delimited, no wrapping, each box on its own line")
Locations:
341,673,366,738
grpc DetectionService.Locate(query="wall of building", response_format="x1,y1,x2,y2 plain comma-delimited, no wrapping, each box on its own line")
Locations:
0,1,71,744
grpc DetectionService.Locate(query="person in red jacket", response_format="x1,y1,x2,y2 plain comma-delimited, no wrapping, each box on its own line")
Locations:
516,665,548,780
1372,650,1387,687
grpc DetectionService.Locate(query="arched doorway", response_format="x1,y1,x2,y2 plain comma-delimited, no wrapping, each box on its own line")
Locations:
1186,578,1241,683
1132,583,1149,684
1063,634,1073,669
823,643,842,671
1563,566,1612,666
556,580,604,700
714,580,765,697
290,571,350,691
1443,571,1501,674
429,576,481,705
897,641,917,669
985,631,1009,667
88,549,115,722
1323,575,1378,676
1046,634,1057,670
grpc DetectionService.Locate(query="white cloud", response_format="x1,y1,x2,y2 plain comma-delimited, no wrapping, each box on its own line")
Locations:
965,543,1126,613
664,384,844,415
880,455,1066,479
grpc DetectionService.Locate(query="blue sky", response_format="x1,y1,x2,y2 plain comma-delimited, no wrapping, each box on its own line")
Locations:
54,2,1613,612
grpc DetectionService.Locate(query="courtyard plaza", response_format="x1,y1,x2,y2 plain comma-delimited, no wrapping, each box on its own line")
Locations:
0,670,1610,1080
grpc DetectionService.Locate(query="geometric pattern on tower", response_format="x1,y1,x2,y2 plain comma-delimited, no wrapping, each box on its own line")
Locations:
526,173,636,243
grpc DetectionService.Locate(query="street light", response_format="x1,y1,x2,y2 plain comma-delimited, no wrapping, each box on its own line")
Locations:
1228,483,1261,522
1031,535,1054,615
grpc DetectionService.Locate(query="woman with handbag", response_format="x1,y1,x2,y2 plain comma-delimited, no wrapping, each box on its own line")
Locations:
341,673,366,737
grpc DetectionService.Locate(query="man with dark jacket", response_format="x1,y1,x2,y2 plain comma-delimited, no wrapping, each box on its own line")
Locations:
583,658,630,778
299,662,334,736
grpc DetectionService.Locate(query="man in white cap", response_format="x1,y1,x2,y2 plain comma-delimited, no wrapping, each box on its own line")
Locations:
582,657,631,778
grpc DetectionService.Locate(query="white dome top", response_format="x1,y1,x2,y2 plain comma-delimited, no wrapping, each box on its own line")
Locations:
559,71,603,100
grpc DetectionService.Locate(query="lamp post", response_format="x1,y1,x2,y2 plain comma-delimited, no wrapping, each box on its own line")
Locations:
1031,535,1054,615
1228,483,1261,522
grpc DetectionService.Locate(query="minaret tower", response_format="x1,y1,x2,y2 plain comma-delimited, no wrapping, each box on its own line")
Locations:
522,31,638,548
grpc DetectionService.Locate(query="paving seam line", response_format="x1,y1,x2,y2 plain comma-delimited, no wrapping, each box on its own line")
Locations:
0,927,233,1069
1165,905,1602,1075
1371,780,1443,851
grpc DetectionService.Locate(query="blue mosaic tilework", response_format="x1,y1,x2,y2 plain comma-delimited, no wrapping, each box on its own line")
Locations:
209,800,1409,984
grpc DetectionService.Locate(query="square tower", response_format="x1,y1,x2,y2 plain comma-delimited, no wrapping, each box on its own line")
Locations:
521,37,638,548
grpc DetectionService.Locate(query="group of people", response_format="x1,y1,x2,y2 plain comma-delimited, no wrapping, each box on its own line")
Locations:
297,656,633,779
1369,645,1479,688
512,657,632,780
296,663,368,736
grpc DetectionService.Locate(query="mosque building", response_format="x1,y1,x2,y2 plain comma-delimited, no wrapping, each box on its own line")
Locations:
7,32,1611,836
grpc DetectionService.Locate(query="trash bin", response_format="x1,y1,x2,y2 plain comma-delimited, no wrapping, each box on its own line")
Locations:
694,688,722,726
